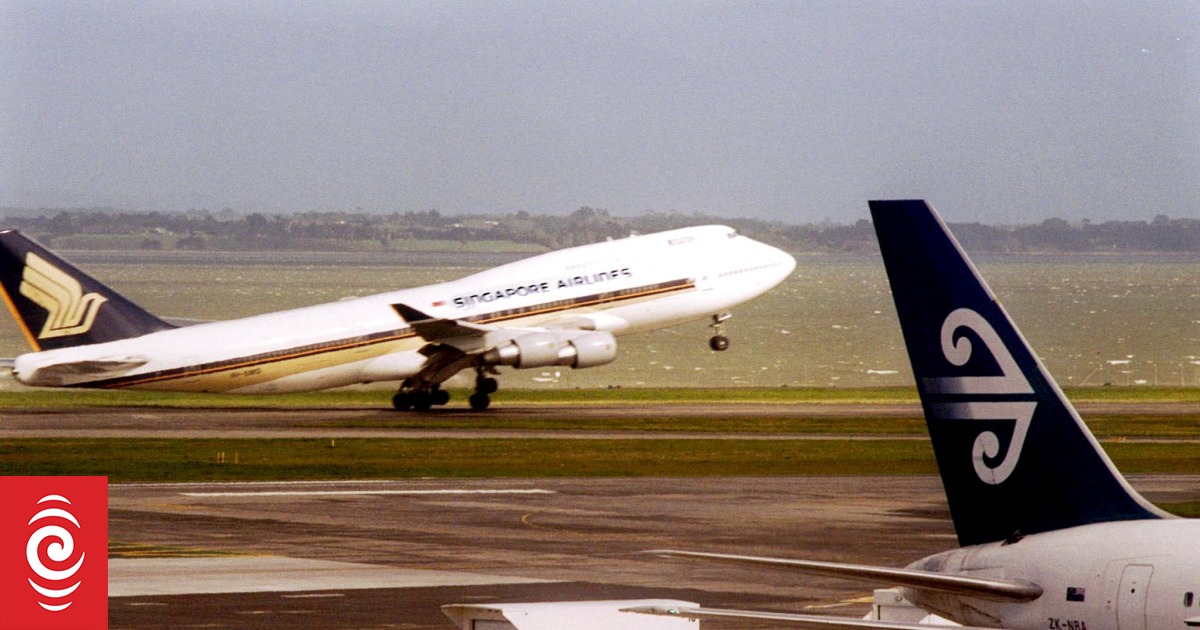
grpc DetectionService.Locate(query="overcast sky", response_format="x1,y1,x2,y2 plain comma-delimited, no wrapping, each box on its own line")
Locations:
3,1,1197,224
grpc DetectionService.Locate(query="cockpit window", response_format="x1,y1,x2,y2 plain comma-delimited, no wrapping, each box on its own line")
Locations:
728,230,739,239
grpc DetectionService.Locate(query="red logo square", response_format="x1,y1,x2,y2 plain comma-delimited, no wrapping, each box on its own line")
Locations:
1,476,108,630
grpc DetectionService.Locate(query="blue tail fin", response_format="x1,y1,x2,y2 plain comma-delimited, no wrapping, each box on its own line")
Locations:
0,230,174,351
869,200,1165,546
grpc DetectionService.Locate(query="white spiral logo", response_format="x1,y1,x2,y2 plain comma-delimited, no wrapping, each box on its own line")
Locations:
26,494,86,612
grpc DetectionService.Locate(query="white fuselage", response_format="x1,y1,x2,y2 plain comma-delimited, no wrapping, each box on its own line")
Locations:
906,519,1200,630
13,226,795,393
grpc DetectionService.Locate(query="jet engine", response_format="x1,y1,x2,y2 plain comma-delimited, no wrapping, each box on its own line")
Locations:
482,331,617,369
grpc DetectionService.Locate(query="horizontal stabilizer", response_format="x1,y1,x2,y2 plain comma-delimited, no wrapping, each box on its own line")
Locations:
625,604,1011,629
392,303,492,341
646,550,1042,602
162,316,211,327
38,358,148,376
15,355,149,386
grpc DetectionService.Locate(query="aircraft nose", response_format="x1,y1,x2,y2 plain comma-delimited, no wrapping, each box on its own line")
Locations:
763,242,796,285
775,245,797,277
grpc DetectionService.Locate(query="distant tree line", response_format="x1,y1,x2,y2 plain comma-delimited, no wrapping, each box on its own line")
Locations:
2,206,1198,254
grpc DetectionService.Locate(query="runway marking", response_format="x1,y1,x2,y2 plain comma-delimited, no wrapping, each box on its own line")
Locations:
120,479,512,488
521,512,554,531
180,489,556,498
109,557,551,596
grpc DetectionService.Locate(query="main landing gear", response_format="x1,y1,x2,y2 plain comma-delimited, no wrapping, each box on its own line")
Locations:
469,369,498,411
709,312,731,352
391,368,500,412
391,385,450,411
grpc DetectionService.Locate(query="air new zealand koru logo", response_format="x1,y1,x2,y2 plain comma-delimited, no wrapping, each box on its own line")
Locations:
922,308,1036,485
19,253,108,340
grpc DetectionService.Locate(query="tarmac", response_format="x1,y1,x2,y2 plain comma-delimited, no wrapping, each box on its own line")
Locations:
104,476,941,629
105,474,1200,629
4,402,1198,629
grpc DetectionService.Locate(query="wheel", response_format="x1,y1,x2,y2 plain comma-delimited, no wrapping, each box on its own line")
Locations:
432,388,450,406
468,392,491,411
412,392,434,411
477,377,498,394
709,335,730,352
392,392,412,411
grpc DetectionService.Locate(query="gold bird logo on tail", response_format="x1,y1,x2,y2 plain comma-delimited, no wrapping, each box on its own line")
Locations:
19,253,108,340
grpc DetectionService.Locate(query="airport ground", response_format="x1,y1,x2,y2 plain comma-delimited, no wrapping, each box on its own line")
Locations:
4,400,1200,629
106,475,960,629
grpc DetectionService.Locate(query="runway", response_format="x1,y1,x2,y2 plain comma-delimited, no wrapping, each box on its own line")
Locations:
5,400,1200,439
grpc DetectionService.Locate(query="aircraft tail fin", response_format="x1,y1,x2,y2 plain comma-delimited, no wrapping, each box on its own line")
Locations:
869,200,1165,546
0,230,175,351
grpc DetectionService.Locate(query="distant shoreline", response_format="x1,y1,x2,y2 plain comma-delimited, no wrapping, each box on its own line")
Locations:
58,248,1200,267
4,206,1198,254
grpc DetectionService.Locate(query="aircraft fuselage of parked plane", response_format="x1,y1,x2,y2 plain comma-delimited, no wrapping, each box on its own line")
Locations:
0,225,795,410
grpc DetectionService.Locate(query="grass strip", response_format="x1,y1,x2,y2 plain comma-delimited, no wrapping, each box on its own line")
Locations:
325,415,932,434
1,438,935,482
4,438,1200,483
108,542,251,558
1160,502,1200,518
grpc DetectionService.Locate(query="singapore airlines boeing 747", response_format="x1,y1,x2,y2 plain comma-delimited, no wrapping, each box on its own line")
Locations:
0,225,795,410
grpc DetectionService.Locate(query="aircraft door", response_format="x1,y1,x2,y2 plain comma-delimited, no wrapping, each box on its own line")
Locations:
1116,564,1153,630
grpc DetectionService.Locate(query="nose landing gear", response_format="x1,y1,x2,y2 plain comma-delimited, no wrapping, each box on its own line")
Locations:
709,312,731,351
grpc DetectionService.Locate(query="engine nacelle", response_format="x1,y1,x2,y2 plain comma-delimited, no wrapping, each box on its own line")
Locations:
483,331,617,370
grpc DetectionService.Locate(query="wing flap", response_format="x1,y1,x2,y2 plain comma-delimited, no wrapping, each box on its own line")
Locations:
647,550,1042,603
625,605,1009,629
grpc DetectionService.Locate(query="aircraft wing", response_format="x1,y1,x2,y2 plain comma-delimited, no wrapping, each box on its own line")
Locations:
647,550,1042,602
388,303,618,391
625,604,1009,629
393,303,612,347
392,304,495,342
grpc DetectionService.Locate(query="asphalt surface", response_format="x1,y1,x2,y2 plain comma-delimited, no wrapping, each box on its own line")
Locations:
4,402,1198,629
105,475,1200,630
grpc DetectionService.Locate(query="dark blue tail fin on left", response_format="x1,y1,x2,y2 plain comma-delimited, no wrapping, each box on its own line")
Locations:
870,200,1165,547
0,230,174,351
